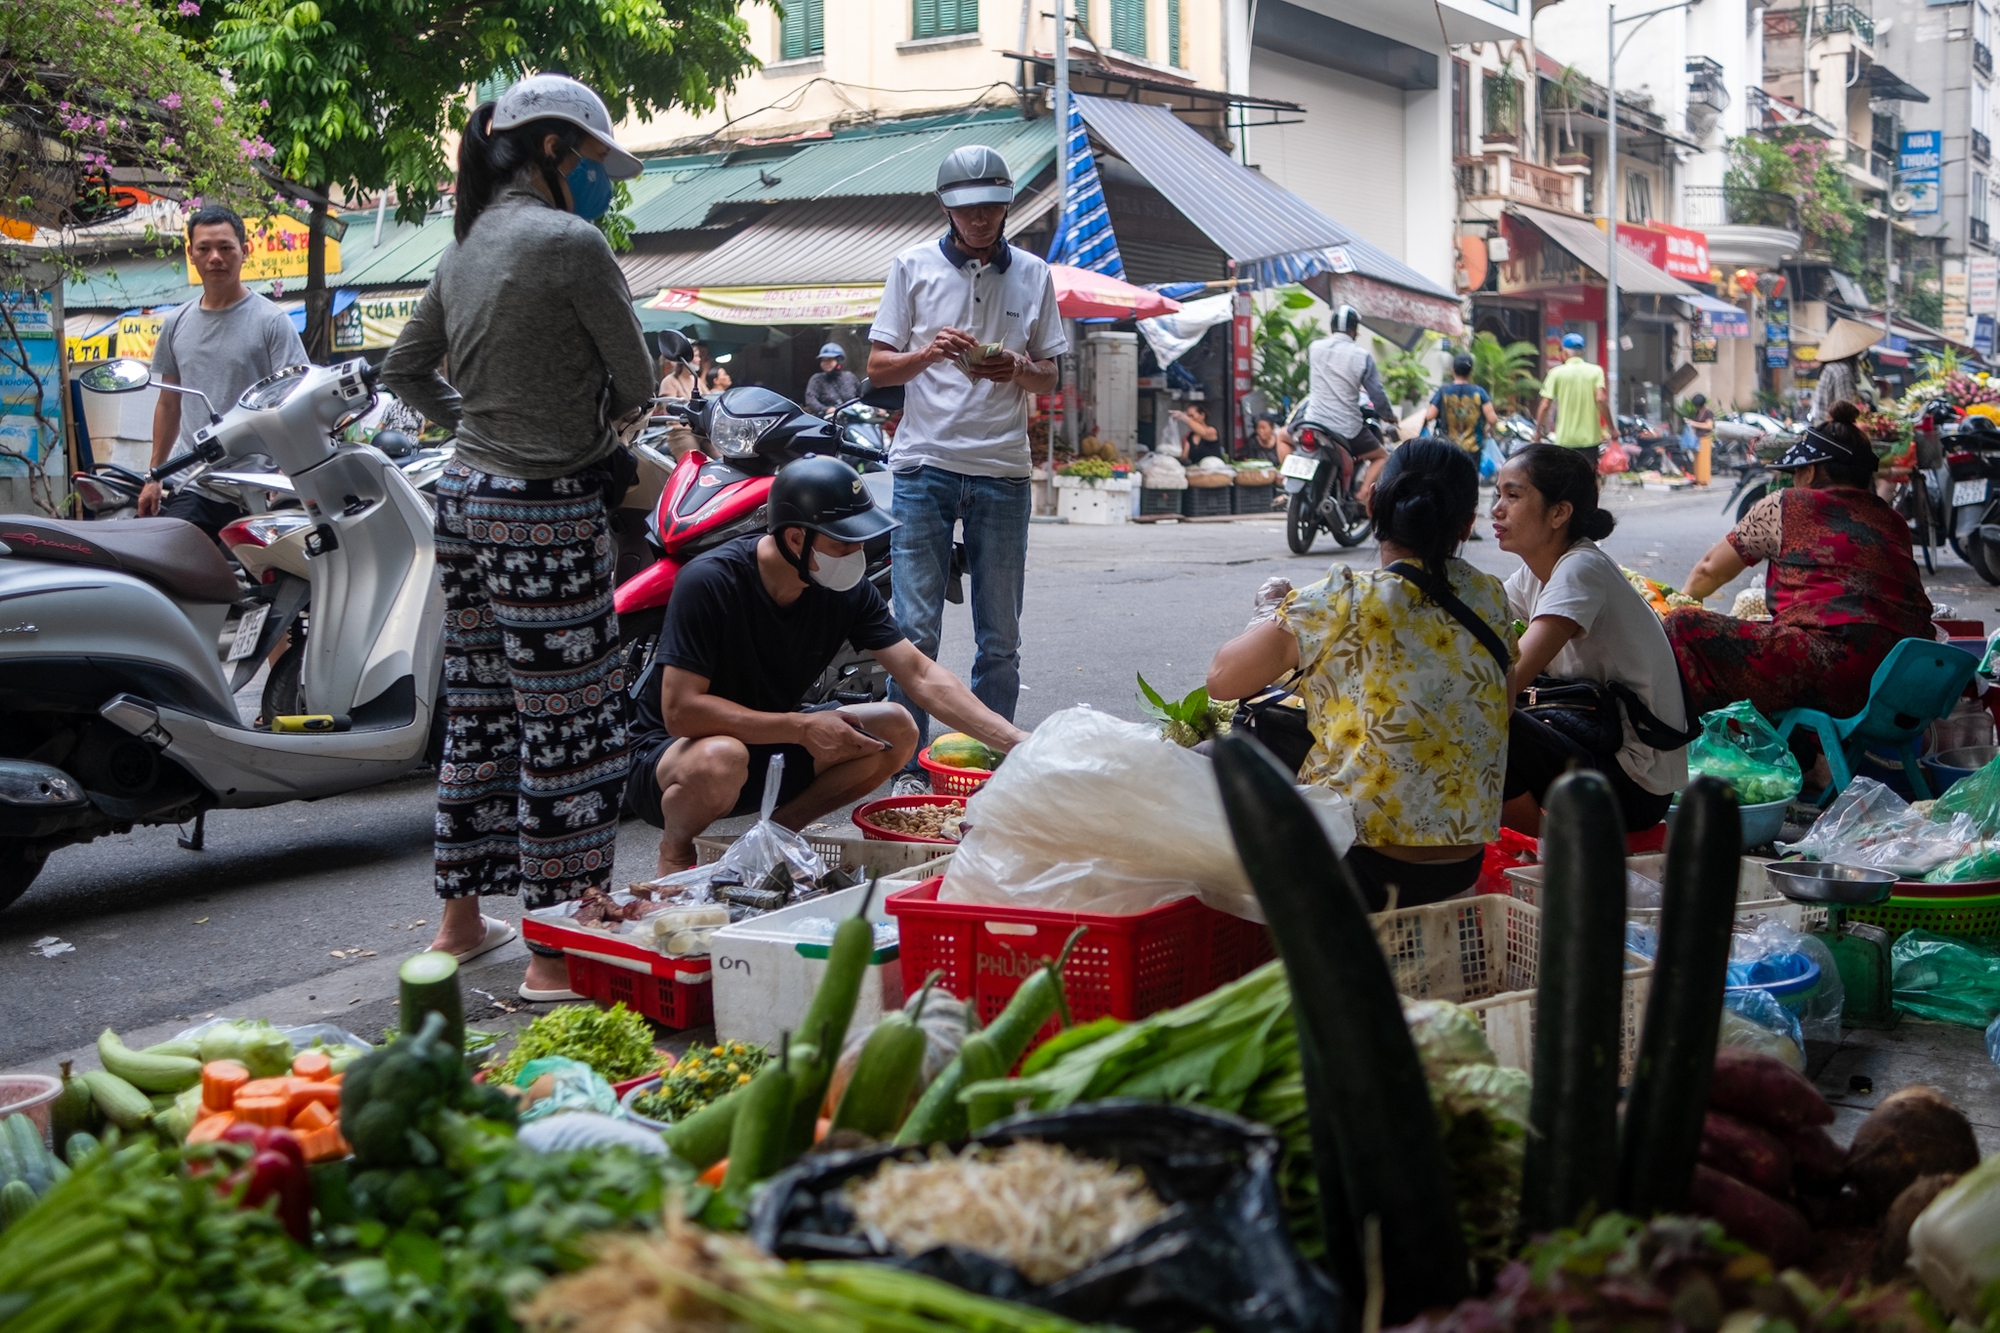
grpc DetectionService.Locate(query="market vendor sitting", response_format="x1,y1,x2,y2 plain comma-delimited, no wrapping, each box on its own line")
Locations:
1204,440,1513,910
623,456,1026,875
1664,401,1933,770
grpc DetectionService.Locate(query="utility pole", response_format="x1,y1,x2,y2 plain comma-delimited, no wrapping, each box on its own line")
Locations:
1053,2,1074,510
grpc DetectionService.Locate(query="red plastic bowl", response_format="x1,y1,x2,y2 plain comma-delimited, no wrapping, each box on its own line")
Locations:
917,747,995,797
852,794,965,844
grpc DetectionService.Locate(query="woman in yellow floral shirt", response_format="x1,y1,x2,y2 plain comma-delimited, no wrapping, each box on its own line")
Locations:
1207,440,1514,910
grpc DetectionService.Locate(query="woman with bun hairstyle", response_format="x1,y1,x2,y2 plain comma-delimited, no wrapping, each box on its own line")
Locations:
1664,400,1933,732
1491,445,1690,834
1207,440,1514,909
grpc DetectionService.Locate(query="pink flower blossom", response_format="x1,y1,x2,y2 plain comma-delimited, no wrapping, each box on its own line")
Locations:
162,92,182,110
178,1,200,14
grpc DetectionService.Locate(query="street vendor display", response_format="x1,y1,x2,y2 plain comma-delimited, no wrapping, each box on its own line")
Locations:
1666,402,1936,725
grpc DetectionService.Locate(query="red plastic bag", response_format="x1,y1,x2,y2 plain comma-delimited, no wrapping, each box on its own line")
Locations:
1476,828,1538,895
1598,440,1630,475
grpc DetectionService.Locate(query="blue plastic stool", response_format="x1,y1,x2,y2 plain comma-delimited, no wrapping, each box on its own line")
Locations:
1775,638,1980,804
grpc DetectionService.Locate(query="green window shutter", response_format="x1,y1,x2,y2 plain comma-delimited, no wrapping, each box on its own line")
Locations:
781,0,822,57
916,0,976,37
1074,0,1089,38
913,0,938,38
1167,0,1179,65
1110,0,1144,55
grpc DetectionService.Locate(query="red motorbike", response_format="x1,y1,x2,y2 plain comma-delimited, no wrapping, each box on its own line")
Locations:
611,383,898,704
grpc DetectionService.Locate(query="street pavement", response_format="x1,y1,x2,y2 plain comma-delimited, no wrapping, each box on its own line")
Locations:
7,479,1997,1072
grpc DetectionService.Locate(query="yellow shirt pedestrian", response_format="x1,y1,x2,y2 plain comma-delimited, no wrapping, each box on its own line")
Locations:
1541,355,1608,449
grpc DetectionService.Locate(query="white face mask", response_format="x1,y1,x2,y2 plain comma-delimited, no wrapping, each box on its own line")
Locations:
808,545,867,592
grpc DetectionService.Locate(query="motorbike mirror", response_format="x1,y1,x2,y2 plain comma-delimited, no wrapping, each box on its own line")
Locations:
78,358,152,394
858,380,905,413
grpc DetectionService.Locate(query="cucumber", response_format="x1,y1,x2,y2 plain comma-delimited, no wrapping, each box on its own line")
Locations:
1617,776,1743,1216
1213,733,1470,1324
48,1061,98,1147
3,1116,47,1193
63,1131,101,1165
140,1039,202,1061
0,1179,33,1230
1520,769,1630,1237
979,928,1085,1071
0,1118,20,1187
663,1087,744,1171
716,1037,798,1220
784,889,876,1153
97,1029,202,1095
399,951,465,1051
833,973,940,1138
80,1070,153,1131
956,1033,1011,1133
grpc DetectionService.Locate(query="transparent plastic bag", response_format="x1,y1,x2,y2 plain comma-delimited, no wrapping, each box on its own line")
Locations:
510,1055,620,1122
1923,843,2000,883
645,754,825,903
1891,929,2000,1028
1687,701,1803,805
938,707,1354,921
1726,918,1843,1044
1777,776,1983,876
1721,988,1806,1068
1927,750,2000,837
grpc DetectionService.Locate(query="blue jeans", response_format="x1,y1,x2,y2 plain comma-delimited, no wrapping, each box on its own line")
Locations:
888,466,1031,772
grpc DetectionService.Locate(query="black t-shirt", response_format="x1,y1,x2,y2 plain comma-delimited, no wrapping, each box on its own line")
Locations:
631,535,902,742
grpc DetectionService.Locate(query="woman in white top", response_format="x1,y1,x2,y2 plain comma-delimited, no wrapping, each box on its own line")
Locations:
1491,444,1691,835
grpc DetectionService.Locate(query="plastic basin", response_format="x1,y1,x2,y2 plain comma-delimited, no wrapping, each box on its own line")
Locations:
619,1076,670,1131
1922,744,1998,794
1726,951,1821,1012
1666,796,1791,850
0,1074,61,1145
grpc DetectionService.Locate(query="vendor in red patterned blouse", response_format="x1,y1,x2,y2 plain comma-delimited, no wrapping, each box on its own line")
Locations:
1663,400,1933,731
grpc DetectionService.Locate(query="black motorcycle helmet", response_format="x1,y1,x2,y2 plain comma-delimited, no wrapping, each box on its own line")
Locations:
767,455,898,582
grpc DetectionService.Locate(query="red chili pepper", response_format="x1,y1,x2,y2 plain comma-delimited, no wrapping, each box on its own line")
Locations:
217,1123,312,1243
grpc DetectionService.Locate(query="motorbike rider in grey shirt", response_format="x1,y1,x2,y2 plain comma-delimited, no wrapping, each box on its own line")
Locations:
1300,304,1396,500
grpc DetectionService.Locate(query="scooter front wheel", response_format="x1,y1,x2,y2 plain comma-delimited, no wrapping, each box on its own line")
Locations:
1285,490,1318,555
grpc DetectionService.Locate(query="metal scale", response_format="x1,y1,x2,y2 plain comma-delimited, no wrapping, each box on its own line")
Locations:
1765,861,1900,1029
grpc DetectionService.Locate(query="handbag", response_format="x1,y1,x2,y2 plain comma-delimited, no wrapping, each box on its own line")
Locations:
1230,674,1315,774
1517,671,1703,759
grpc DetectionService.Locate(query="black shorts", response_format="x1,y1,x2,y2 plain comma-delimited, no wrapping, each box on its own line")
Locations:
1502,708,1673,833
1343,846,1482,913
160,488,246,543
622,706,842,827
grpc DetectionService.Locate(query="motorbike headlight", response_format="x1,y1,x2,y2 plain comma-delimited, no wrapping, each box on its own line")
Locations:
711,410,783,458
241,513,313,547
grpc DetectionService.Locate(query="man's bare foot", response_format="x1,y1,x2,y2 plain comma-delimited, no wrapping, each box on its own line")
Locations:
431,896,487,956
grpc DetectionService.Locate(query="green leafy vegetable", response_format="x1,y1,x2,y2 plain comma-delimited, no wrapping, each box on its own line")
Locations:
491,1003,658,1086
631,1041,767,1123
1135,674,1233,749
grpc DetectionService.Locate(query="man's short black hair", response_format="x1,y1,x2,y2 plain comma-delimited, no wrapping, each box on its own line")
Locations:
186,204,247,247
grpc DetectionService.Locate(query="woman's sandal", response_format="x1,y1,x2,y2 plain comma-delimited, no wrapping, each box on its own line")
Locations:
449,914,517,963
518,982,585,1003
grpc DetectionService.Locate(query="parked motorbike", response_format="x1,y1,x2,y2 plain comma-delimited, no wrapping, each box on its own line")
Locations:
1896,398,1956,576
1945,414,2000,583
1618,414,1693,476
611,382,898,709
1717,414,1803,523
1279,399,1386,554
0,356,446,909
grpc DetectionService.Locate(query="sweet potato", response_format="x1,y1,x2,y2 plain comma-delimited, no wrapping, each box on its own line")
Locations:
1690,1163,1812,1265
1700,1111,1794,1196
1708,1048,1833,1131
1845,1086,1980,1216
1781,1123,1848,1190
1872,1172,1960,1283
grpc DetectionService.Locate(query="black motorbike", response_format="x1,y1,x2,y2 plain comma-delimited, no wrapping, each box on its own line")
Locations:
1280,400,1387,554
1946,413,2000,584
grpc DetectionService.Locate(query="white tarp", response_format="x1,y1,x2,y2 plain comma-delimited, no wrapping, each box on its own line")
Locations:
1136,292,1235,367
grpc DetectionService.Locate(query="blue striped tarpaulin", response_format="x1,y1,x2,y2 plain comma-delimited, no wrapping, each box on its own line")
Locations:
1047,103,1125,279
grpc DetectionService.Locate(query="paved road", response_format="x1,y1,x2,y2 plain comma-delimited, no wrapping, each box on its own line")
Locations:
6,481,1992,1071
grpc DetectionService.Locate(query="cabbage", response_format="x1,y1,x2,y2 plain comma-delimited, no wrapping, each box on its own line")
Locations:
1401,998,1496,1079
196,1019,294,1078
1907,1153,2000,1322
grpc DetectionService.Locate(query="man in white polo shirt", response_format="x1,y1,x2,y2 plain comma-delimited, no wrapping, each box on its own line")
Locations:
867,145,1066,793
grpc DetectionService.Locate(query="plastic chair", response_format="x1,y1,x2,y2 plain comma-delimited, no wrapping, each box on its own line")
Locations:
1774,638,1980,804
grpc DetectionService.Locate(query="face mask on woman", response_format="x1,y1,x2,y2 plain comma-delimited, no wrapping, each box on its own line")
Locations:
564,155,614,221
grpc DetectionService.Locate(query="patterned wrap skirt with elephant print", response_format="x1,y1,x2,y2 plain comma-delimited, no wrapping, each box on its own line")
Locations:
434,461,631,909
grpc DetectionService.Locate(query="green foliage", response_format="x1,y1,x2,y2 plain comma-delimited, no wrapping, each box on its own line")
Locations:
1376,332,1437,408
490,1002,658,1087
1547,64,1589,154
1253,288,1318,413
1468,331,1541,411
1136,674,1231,748
1724,132,1869,270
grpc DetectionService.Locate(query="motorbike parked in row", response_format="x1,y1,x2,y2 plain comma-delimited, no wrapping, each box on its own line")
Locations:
611,382,900,707
0,356,446,909
1944,413,2000,584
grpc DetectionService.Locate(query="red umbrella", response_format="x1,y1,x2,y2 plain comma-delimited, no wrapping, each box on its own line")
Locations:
1048,264,1182,321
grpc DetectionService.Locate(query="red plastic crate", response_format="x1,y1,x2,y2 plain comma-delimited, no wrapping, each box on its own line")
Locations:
522,913,714,1030
884,877,1274,1047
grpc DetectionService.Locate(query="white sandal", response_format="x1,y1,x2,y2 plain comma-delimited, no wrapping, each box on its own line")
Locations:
518,982,585,1003
450,914,517,963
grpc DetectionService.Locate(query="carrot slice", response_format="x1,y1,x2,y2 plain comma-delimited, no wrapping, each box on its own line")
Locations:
187,1112,237,1144
290,1100,334,1132
200,1061,250,1111
234,1095,289,1127
287,1083,341,1117
297,1124,352,1163
290,1050,333,1081
237,1076,302,1103
699,1158,727,1188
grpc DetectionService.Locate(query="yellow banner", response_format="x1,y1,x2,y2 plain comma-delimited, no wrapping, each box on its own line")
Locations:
645,285,883,326
186,214,341,283
118,313,165,362
66,333,112,362
333,291,424,352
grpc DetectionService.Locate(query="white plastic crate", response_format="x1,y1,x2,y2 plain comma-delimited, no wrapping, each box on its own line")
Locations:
710,884,905,1048
1371,894,1653,1084
693,830,945,878
1503,853,1826,931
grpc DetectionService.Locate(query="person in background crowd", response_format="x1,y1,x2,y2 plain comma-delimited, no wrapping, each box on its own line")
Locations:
1685,393,1715,487
1809,320,1880,425
1535,333,1612,470
1252,412,1292,463
1172,402,1222,462
689,340,712,383
1205,441,1513,910
381,73,652,1004
1666,402,1933,783
1426,353,1499,459
704,363,732,394
141,204,309,538
866,143,1065,797
805,343,861,418
1492,445,1690,835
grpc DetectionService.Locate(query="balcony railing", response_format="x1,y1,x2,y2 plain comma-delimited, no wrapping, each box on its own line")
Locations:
1683,184,1801,233
1976,129,1992,164
1813,4,1874,45
1456,153,1580,213
1975,217,1992,248
1976,40,1993,77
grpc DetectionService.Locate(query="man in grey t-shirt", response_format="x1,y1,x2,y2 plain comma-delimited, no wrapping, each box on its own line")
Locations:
141,204,308,538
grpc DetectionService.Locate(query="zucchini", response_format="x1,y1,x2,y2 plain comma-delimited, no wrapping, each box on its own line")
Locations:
663,1087,744,1171
1617,776,1742,1216
96,1029,201,1095
3,1117,47,1193
1213,734,1469,1323
0,1118,20,1187
48,1061,98,1148
832,971,940,1139
955,1033,1010,1133
80,1070,153,1132
979,927,1085,1070
0,1179,33,1230
140,1039,202,1061
784,887,876,1153
399,951,465,1051
62,1131,101,1166
1520,769,1630,1236
716,1035,798,1221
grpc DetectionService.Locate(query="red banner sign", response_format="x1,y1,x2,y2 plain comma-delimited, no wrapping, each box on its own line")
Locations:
1616,222,1710,281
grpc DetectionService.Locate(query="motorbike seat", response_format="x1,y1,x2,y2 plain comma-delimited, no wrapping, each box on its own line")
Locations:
0,515,241,603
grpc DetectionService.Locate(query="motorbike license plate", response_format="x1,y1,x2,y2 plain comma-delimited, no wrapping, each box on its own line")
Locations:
226,604,270,663
1954,479,1989,507
1280,454,1319,481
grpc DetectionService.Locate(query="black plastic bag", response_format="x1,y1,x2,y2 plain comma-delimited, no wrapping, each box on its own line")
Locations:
748,1100,1344,1333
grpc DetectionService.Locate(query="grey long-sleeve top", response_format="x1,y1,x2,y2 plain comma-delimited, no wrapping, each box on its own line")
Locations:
382,183,654,480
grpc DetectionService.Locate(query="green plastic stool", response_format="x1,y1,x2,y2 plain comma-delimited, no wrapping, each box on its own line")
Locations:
1774,637,1979,804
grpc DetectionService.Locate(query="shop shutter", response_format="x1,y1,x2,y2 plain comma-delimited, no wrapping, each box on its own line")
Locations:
913,0,978,38
781,0,823,58
1110,0,1144,53
1167,0,1180,65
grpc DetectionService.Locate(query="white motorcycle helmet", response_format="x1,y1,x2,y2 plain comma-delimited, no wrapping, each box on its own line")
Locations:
491,73,643,180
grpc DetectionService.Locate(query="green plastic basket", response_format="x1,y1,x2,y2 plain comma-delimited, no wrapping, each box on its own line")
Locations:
1845,893,2000,939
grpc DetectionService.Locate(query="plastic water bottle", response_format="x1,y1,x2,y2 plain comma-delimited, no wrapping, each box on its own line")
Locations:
1987,1010,2000,1069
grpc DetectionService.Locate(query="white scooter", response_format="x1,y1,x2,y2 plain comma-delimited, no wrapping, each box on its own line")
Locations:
0,357,444,909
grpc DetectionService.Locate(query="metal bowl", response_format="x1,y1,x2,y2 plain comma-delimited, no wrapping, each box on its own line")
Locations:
1763,860,1898,906
1922,745,1999,793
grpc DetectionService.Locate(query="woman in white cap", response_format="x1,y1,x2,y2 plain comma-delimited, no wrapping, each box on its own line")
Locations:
383,73,655,1002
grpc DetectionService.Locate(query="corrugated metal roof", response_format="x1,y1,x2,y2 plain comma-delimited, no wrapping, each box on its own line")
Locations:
619,236,727,296
1512,206,1698,298
708,116,1057,206
65,254,191,311
624,161,772,234
332,217,454,287
650,196,943,288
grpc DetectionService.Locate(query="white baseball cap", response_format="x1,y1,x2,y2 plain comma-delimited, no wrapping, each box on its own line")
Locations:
492,73,643,180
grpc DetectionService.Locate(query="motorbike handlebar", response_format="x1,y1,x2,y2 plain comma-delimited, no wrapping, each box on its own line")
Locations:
149,439,225,484
838,441,888,464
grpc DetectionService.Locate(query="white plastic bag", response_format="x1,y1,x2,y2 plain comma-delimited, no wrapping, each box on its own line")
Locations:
1776,776,1982,876
938,707,1353,922
646,754,824,902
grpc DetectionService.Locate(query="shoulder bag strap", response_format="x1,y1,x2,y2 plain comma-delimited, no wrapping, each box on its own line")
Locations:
1386,561,1511,674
